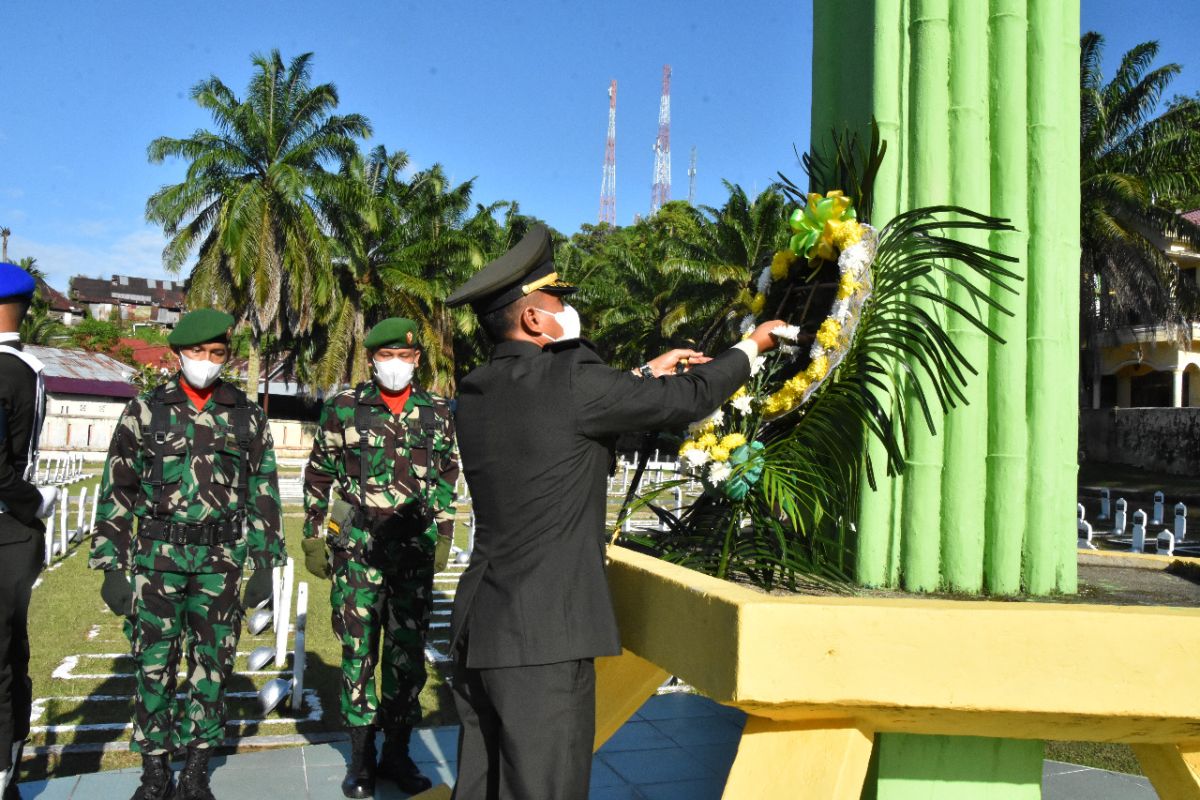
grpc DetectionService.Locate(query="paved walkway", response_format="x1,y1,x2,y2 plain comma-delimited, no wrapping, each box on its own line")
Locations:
17,694,1157,799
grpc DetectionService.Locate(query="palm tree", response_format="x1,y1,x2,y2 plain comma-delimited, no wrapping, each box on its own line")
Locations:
1080,32,1200,401
0,228,10,262
308,144,412,390
145,50,370,410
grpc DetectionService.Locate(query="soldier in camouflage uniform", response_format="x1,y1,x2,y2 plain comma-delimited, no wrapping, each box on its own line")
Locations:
90,309,285,800
302,317,458,799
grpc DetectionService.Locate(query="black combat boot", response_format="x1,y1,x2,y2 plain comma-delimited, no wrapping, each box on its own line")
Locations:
378,725,433,795
131,752,174,800
177,747,214,800
341,726,377,799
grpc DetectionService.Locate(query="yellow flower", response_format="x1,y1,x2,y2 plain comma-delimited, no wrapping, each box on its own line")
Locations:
678,439,697,456
710,446,730,462
816,318,842,350
696,432,719,449
837,272,863,300
761,393,787,416
750,293,766,315
720,433,747,450
785,374,811,396
731,385,748,399
770,249,797,280
831,219,864,250
806,355,830,381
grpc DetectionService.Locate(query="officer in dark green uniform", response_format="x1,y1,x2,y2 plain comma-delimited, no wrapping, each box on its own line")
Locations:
445,225,783,800
301,318,459,799
91,309,285,800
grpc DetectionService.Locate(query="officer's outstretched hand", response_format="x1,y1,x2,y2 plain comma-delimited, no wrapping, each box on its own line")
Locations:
301,537,331,580
434,536,452,574
242,569,273,609
100,570,133,618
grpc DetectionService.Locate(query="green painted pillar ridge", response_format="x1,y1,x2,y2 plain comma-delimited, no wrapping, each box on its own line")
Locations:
898,0,951,593
940,0,991,593
984,0,1031,596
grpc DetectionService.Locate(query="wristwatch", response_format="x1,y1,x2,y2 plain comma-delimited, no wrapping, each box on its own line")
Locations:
637,364,655,379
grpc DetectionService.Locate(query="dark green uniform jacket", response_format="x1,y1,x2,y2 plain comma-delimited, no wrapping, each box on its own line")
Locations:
450,339,750,669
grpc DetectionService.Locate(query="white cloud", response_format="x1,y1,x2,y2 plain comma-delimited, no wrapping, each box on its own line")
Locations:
7,226,176,291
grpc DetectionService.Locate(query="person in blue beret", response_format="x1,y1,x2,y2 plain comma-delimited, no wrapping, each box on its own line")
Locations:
0,262,59,799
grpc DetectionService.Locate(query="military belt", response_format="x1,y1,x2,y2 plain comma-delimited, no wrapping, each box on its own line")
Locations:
139,517,243,547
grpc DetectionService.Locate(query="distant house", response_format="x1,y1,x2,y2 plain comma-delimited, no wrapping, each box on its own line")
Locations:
69,274,184,327
36,279,83,326
27,345,137,454
1093,209,1200,408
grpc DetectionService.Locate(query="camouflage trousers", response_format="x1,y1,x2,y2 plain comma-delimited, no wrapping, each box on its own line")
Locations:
330,554,433,729
125,568,242,754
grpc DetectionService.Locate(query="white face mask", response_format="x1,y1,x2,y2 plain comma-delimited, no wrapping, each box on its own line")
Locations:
179,355,223,390
534,304,582,342
374,358,415,392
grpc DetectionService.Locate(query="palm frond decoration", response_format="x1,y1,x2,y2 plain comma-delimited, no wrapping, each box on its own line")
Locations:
623,126,1022,591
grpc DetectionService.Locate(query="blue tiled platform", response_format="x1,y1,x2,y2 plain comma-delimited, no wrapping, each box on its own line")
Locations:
16,693,1157,799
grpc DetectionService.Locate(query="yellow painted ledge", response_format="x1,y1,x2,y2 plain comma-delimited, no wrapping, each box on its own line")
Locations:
602,546,1200,743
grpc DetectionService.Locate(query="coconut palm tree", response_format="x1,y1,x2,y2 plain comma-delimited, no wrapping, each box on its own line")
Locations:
0,228,10,262
1080,32,1200,401
145,49,370,409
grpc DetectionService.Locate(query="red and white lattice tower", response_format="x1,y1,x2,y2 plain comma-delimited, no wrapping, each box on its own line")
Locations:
650,65,672,214
599,80,617,225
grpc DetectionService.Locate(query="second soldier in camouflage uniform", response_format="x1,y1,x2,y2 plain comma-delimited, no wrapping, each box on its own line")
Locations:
302,317,458,799
90,310,285,800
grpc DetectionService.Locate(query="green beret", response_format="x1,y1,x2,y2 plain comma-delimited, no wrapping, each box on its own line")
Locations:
364,317,420,350
167,309,235,347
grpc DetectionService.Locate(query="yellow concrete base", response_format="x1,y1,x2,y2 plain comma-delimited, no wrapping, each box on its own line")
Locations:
593,648,670,750
409,784,452,800
1133,743,1200,800
723,717,874,799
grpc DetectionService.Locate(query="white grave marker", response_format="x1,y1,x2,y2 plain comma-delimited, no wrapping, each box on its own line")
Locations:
1132,509,1147,552
1153,492,1165,525
1099,488,1111,520
1114,498,1127,536
1175,502,1188,542
1157,530,1175,556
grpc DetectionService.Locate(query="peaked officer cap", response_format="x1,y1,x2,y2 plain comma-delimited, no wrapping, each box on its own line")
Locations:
444,224,575,313
167,309,235,347
0,263,37,302
364,317,420,350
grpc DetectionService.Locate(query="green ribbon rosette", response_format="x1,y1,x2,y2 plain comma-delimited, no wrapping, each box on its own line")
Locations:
721,441,766,501
788,190,856,262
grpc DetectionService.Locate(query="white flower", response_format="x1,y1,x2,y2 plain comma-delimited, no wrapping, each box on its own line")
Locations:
750,356,767,376
739,316,756,335
770,324,801,341
832,299,850,322
707,461,731,484
682,448,710,469
809,341,824,359
780,344,799,357
731,394,754,415
755,267,773,295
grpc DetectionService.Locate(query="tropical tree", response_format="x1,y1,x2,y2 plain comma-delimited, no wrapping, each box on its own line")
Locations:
145,49,370,411
1079,32,1200,400
0,228,10,262
572,186,791,368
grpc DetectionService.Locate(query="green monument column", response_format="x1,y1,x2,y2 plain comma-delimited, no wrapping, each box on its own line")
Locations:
811,0,1080,794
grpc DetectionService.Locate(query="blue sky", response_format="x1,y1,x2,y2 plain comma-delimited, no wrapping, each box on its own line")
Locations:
2,1,1199,289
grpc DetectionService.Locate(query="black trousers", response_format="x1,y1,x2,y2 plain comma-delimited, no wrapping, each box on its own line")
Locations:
0,532,40,771
451,648,595,800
